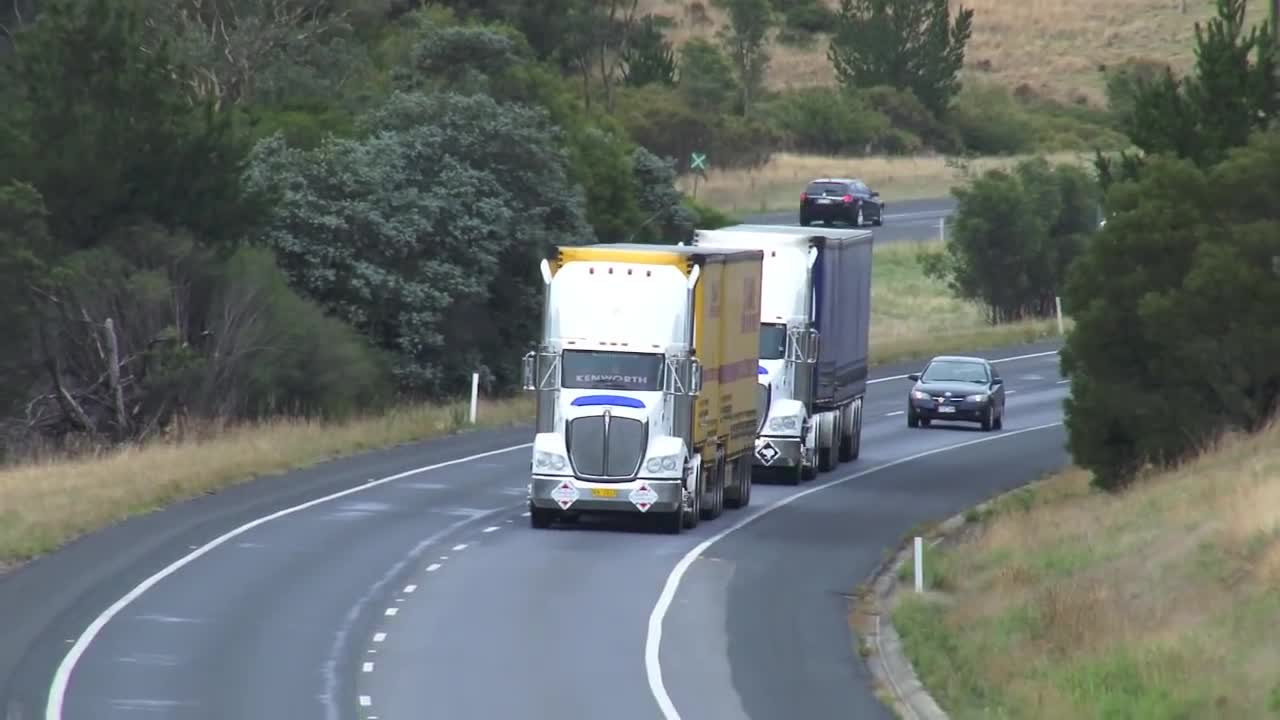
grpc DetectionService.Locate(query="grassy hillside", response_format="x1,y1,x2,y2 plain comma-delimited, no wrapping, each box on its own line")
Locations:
641,0,1271,104
892,419,1280,718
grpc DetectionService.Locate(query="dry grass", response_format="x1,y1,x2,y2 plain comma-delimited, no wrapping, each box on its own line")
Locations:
680,150,1092,212
642,0,1271,104
0,241,1062,568
868,238,1068,366
892,419,1280,718
0,397,534,566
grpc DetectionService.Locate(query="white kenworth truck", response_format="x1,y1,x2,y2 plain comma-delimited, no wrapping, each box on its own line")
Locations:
522,243,764,533
692,225,873,484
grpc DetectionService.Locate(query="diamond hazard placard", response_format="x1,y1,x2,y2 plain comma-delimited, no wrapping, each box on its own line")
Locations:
755,441,780,464
550,480,579,509
629,483,658,512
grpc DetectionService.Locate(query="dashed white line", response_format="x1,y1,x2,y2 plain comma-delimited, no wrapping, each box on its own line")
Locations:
359,696,371,707
404,584,417,593
521,511,531,517
483,526,500,533
373,633,386,643
452,544,468,551
426,563,441,572
1057,378,1070,384
886,410,904,416
383,608,398,617
1006,390,1018,395
362,662,374,673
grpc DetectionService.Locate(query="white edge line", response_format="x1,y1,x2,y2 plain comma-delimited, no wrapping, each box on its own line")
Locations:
44,441,533,720
866,349,1060,385
643,420,1064,720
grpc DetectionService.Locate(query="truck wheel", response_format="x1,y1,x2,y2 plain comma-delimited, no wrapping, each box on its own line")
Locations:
530,506,555,529
818,413,838,472
838,401,859,462
849,400,863,460
658,509,683,534
683,464,702,529
701,455,725,521
782,463,802,485
725,457,751,509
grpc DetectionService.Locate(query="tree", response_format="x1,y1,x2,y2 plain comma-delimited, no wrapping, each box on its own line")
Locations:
920,157,1096,323
676,37,738,113
713,0,774,117
827,0,973,117
245,91,594,394
1061,129,1280,491
621,14,677,87
1096,0,1277,188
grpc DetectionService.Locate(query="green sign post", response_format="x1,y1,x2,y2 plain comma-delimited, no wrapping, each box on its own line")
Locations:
689,152,708,199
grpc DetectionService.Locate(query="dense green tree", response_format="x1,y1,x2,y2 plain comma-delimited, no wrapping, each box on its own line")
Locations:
713,0,774,117
1062,130,1280,490
622,14,677,87
827,0,973,117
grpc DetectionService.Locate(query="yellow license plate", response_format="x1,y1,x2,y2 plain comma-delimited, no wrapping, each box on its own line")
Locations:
591,488,618,498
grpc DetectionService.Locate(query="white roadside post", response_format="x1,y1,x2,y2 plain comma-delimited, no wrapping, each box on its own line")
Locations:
938,217,945,243
914,536,925,593
1055,296,1065,335
469,371,480,424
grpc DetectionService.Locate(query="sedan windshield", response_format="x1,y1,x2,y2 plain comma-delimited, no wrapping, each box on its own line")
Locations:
921,360,989,384
561,350,663,391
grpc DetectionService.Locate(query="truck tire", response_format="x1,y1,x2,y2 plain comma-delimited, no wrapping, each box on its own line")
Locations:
530,506,556,529
838,400,859,463
818,411,838,472
683,463,702,529
701,454,725,521
658,509,683,534
725,457,752,509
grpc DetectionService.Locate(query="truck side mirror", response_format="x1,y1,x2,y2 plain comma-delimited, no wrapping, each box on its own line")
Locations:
521,351,536,391
689,359,703,396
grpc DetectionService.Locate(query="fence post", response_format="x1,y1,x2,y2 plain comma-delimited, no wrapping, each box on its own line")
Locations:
1055,296,1065,335
914,536,925,593
469,372,480,424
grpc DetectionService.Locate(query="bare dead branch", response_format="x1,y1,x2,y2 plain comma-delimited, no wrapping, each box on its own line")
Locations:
104,318,131,434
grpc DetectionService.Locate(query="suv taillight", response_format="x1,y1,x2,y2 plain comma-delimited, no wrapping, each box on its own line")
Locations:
800,192,808,203
842,194,854,203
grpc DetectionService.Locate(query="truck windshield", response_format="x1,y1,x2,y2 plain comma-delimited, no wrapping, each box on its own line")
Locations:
562,350,663,392
759,323,787,360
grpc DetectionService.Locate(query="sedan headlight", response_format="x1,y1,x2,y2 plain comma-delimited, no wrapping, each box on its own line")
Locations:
767,415,800,432
533,450,568,471
645,454,683,474
911,390,930,400
965,393,989,402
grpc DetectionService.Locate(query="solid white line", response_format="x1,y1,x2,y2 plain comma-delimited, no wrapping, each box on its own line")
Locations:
426,563,441,572
643,421,1064,719
867,349,1060,385
44,441,532,720
483,526,500,533
1057,379,1070,384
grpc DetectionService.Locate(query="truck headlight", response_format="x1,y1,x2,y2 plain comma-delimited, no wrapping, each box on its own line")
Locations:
645,454,682,474
533,450,568,471
767,415,800,432
965,393,989,402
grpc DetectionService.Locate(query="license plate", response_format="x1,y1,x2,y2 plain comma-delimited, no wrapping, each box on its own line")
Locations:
591,488,618,498
938,405,956,413
816,198,833,204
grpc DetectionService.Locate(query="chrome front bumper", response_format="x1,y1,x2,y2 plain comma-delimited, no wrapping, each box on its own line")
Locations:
529,475,684,513
753,435,804,468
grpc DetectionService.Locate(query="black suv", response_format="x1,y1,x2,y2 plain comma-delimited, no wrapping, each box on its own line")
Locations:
799,178,884,228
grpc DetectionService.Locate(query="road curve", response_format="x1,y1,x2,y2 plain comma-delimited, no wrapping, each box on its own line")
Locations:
742,196,957,245
0,340,1067,720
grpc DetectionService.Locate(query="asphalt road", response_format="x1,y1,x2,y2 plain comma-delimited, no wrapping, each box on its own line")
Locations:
742,196,957,245
0,340,1068,720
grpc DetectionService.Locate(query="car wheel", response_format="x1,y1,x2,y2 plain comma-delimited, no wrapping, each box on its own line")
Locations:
907,408,919,428
799,214,811,226
981,406,994,432
994,406,1004,430
855,206,864,227
872,206,883,226
920,418,932,427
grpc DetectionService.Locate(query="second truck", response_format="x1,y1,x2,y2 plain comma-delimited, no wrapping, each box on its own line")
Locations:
691,225,874,484
522,243,764,533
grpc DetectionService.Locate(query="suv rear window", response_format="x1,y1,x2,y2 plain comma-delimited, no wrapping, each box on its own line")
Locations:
804,181,847,195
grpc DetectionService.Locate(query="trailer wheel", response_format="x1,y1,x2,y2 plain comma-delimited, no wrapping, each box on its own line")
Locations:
702,451,726,521
725,457,752,509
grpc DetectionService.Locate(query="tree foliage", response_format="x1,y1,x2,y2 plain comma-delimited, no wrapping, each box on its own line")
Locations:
1095,0,1277,188
713,0,774,117
827,0,974,117
621,14,677,87
920,158,1096,323
1061,130,1280,491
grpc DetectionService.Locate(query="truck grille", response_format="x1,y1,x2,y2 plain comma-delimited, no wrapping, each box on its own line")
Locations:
567,415,645,479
